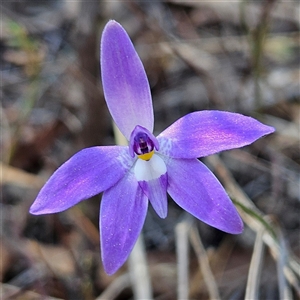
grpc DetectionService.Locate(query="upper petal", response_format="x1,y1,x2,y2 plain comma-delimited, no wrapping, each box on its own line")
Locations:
157,111,275,158
166,157,243,234
30,146,133,215
100,171,148,275
101,20,154,139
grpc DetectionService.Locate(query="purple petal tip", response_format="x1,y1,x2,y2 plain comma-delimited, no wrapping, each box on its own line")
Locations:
101,19,154,139
227,218,244,235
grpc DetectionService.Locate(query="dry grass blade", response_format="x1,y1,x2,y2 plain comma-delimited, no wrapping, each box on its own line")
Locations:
66,207,100,247
0,162,44,189
245,228,265,299
1,283,63,300
112,122,128,147
189,225,220,300
264,233,300,298
95,274,131,300
273,220,294,299
176,215,193,300
0,107,12,164
24,240,76,278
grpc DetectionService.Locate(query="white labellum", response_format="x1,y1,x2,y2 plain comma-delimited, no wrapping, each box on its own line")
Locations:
134,154,167,182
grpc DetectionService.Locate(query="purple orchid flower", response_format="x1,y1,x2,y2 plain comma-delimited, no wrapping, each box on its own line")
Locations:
30,20,275,275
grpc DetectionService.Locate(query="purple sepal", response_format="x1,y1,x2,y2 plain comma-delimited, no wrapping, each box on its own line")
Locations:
166,158,243,234
100,171,148,275
101,20,154,139
139,173,168,219
30,146,132,215
158,111,275,159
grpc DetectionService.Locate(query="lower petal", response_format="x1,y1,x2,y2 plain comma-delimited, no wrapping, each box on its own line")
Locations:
139,173,168,219
134,154,168,218
100,171,148,275
166,158,243,234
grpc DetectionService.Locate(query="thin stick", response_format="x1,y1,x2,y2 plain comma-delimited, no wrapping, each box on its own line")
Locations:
189,225,220,300
274,223,293,300
245,228,265,299
176,215,193,300
128,235,153,300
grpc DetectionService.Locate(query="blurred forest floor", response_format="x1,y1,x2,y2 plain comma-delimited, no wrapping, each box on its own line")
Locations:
1,1,300,299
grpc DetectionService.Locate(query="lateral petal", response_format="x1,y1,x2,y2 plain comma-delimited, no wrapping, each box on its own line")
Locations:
30,146,133,215
100,171,148,275
101,20,154,139
157,111,275,158
166,158,243,234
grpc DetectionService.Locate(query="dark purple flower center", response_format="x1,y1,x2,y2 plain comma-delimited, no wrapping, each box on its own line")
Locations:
133,132,155,155
129,125,159,159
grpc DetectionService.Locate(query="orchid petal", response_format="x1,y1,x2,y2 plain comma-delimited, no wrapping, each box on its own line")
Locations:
30,146,133,215
140,174,168,218
101,20,153,139
100,171,148,275
166,158,243,234
157,111,275,158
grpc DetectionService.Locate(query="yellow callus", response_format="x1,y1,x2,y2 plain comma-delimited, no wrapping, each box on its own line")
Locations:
137,150,154,161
